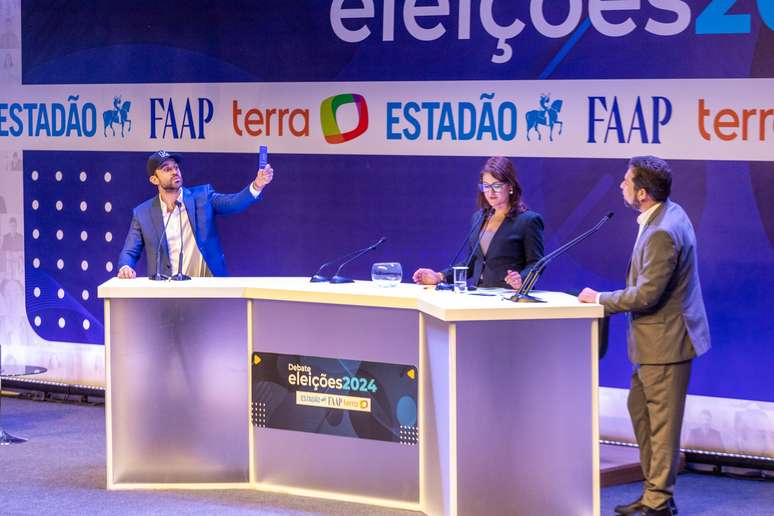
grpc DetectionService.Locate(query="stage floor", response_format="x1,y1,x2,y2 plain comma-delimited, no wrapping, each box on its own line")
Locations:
1,395,772,515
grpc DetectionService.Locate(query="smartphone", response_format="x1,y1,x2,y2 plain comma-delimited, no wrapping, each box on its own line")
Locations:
259,145,268,169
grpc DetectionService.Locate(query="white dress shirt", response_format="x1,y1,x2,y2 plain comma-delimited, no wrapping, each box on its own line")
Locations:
636,202,662,242
160,190,210,277
160,183,262,277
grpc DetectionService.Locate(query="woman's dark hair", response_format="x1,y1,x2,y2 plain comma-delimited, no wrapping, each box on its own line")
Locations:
477,156,526,215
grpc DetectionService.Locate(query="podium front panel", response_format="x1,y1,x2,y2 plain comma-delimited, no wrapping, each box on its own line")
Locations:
420,314,599,516
250,299,420,504
455,318,597,516
108,297,249,484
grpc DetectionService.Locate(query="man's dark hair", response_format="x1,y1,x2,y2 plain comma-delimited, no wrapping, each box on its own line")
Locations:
629,155,671,202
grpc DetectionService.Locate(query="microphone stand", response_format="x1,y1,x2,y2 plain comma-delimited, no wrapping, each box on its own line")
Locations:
447,208,491,270
310,248,363,283
458,208,494,269
435,208,492,291
329,237,387,284
170,201,191,281
149,201,178,281
510,212,614,303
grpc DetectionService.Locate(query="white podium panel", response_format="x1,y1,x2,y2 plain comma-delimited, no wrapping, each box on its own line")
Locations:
100,278,602,515
250,299,420,504
454,318,597,516
421,314,457,516
107,297,249,485
421,316,599,516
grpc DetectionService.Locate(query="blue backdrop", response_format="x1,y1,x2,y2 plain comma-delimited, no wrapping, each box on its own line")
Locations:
15,1,774,405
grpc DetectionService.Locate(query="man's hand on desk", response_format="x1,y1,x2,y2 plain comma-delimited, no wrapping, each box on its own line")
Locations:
117,265,137,279
578,287,599,303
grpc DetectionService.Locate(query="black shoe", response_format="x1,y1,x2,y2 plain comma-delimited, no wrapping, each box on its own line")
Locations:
615,498,677,515
614,498,644,514
636,505,673,516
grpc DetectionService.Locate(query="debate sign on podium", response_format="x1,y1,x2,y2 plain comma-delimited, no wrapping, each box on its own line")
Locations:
251,352,418,444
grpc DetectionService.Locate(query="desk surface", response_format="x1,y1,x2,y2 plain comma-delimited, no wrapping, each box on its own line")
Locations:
98,277,604,322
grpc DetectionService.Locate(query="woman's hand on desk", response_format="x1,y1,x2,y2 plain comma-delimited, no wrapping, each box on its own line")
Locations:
504,270,522,289
412,268,443,285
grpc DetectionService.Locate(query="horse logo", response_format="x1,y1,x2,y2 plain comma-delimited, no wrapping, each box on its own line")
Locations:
526,94,564,142
103,96,132,137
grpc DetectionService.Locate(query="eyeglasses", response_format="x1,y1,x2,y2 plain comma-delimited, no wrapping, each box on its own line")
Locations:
478,182,507,193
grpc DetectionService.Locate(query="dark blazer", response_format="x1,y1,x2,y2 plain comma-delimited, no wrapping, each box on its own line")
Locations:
446,209,544,288
599,200,711,364
117,184,259,277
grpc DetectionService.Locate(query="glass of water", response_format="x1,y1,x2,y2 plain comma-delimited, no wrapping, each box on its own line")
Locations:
452,266,468,293
372,262,402,287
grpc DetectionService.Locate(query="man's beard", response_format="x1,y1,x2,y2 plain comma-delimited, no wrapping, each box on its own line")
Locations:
161,179,182,192
624,197,640,211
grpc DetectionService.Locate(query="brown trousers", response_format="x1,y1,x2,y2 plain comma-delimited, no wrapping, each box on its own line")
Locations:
628,361,692,509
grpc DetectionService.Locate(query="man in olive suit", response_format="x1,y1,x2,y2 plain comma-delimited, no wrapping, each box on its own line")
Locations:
580,156,711,516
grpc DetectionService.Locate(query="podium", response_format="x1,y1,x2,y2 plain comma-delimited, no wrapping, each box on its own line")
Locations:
99,277,603,515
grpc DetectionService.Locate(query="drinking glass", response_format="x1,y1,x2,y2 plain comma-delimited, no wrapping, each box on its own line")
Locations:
371,262,402,287
452,266,468,293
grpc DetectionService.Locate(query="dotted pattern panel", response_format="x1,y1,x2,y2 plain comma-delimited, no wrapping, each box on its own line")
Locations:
23,151,144,344
251,400,267,428
399,424,418,446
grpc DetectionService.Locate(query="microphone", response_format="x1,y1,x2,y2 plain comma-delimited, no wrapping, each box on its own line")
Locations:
510,211,614,303
458,208,494,269
310,247,365,283
170,201,190,281
149,200,179,281
435,208,493,291
446,208,492,270
329,237,387,284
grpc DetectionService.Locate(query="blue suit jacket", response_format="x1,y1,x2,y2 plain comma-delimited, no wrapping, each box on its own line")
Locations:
117,184,259,277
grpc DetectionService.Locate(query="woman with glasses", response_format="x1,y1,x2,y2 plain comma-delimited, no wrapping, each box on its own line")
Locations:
412,156,544,290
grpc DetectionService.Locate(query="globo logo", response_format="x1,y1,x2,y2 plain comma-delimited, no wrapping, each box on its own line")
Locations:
320,93,369,144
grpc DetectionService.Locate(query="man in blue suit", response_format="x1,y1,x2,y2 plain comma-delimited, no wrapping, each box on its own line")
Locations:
117,150,274,278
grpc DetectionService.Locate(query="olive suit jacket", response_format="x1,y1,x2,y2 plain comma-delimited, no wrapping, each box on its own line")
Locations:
599,200,711,364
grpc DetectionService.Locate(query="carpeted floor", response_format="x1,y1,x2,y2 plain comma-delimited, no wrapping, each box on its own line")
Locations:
1,396,772,515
